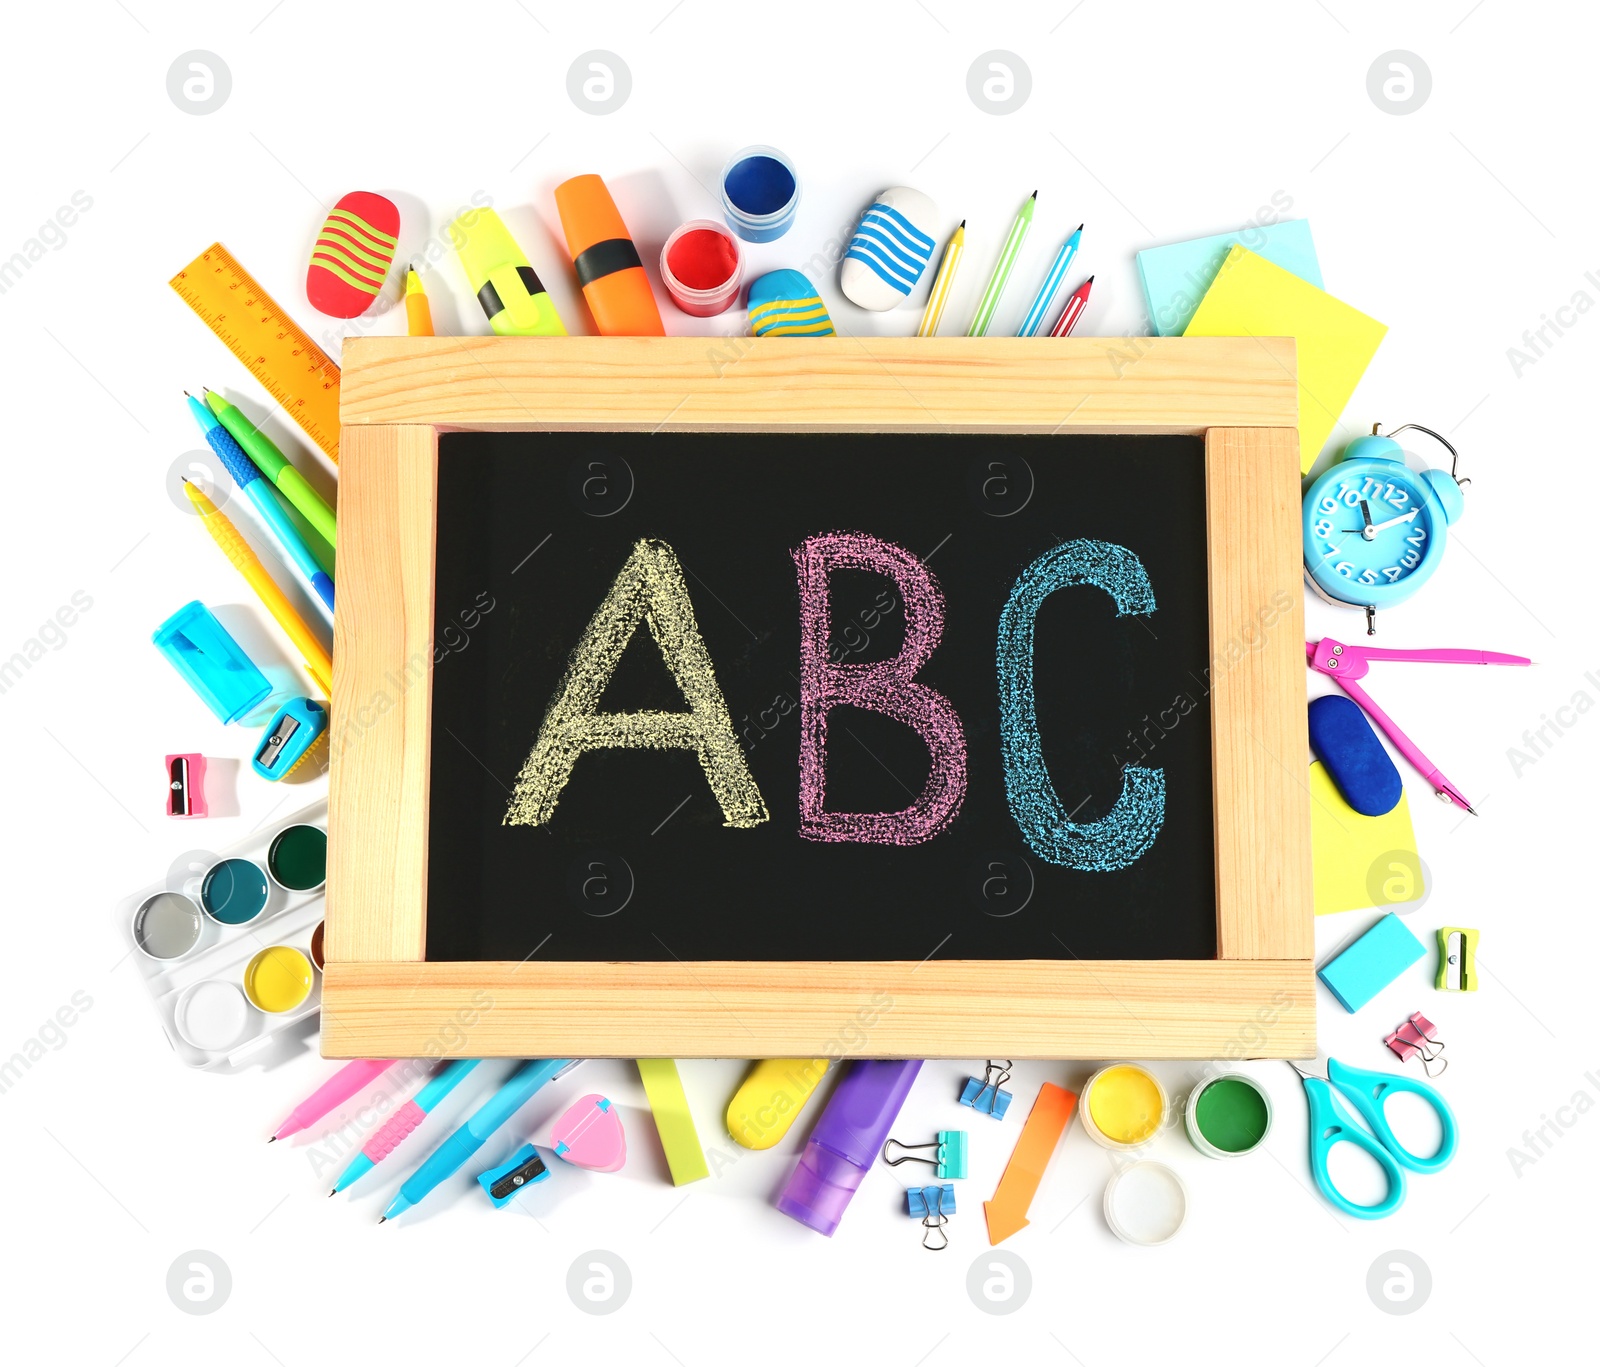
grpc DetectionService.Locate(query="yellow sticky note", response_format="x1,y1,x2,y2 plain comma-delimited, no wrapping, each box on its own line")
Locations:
1309,761,1425,915
1185,245,1387,473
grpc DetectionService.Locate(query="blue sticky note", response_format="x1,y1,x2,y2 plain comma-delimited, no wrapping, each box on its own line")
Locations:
1136,220,1322,336
1318,913,1426,1013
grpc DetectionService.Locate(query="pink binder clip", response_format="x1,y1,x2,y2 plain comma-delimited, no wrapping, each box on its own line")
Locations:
1384,1011,1447,1078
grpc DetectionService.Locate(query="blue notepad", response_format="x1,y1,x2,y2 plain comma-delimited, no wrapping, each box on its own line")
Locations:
1137,220,1322,336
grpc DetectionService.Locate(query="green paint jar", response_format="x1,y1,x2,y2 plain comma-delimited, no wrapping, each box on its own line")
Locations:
1185,1072,1273,1158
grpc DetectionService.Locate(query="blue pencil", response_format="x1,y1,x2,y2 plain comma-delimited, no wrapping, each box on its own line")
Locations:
185,392,335,614
1016,225,1083,337
330,1060,480,1195
380,1059,578,1221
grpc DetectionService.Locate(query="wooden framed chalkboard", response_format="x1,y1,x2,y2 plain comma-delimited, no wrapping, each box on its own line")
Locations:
324,337,1314,1059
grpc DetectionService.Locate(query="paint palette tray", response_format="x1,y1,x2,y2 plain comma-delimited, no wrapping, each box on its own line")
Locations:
114,799,329,1069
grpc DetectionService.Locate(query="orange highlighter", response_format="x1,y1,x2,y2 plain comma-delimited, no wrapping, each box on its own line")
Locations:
553,174,664,336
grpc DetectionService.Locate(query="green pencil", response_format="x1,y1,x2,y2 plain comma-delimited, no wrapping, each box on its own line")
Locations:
966,190,1037,337
204,389,337,547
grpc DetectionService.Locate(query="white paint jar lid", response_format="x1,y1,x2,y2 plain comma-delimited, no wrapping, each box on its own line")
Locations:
174,980,252,1052
1103,1160,1188,1246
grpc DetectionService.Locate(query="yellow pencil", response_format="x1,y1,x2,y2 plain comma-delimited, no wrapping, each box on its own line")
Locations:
182,479,333,694
916,220,965,337
404,264,434,336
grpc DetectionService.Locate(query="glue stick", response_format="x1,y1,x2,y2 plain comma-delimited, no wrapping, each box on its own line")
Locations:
777,1059,921,1236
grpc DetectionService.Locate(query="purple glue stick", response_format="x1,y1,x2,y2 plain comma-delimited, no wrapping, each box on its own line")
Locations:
777,1059,922,1235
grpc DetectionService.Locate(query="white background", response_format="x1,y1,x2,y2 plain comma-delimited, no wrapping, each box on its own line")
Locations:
1,1,1595,1362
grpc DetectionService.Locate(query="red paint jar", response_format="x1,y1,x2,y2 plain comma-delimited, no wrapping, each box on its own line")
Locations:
660,219,744,317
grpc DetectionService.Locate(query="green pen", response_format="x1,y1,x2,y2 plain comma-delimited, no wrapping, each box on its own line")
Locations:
204,390,337,546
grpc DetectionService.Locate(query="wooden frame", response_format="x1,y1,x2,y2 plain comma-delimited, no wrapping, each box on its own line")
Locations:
324,336,1314,1060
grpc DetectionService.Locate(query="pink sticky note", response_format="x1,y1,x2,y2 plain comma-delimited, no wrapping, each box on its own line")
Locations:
551,1094,627,1172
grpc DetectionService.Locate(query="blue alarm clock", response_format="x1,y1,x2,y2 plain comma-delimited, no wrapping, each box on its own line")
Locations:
1303,423,1468,633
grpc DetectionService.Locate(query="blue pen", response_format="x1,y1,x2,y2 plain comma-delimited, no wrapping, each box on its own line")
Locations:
330,1059,481,1195
185,392,335,614
380,1059,579,1221
1016,224,1082,337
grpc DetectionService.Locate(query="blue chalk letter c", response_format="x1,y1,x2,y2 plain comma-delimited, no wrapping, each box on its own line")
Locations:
997,540,1166,871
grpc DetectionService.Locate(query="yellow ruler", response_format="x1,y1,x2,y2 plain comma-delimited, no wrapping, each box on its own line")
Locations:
170,242,342,464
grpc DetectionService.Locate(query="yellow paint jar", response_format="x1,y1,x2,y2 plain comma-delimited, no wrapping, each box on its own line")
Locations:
243,945,314,1014
1080,1063,1168,1149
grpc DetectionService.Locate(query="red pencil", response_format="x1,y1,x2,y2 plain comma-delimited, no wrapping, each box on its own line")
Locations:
1049,275,1094,337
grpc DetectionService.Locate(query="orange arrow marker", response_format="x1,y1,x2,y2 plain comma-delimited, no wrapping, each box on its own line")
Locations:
983,1082,1078,1244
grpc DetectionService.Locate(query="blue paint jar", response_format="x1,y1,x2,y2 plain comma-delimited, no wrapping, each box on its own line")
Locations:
720,145,800,243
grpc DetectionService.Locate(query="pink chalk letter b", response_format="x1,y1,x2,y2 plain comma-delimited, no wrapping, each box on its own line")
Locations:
792,533,967,844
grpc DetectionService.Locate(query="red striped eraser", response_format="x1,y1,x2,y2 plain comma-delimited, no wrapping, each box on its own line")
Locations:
305,191,399,318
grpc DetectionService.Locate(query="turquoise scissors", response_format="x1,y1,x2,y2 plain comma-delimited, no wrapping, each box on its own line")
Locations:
1288,1058,1458,1219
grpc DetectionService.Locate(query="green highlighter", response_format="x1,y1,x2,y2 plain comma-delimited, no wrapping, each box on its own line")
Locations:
204,390,337,547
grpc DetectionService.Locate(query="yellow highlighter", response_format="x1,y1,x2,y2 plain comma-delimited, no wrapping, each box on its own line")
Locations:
726,1058,830,1150
447,207,566,337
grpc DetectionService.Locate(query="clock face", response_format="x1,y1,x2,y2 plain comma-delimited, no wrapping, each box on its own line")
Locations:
1306,466,1436,592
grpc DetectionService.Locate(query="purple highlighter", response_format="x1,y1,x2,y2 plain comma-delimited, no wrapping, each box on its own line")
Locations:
777,1060,922,1236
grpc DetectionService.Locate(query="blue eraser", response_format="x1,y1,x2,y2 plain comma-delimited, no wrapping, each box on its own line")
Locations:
477,1144,551,1208
1318,913,1426,1013
1309,695,1402,817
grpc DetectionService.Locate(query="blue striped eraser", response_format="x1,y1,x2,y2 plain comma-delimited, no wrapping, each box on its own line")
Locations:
1318,913,1426,1013
747,269,834,337
840,187,939,311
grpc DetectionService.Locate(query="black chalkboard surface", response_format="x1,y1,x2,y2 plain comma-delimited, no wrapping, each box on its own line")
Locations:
425,432,1216,964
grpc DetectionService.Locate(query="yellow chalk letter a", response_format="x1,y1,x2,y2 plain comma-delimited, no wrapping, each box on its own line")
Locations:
503,539,769,829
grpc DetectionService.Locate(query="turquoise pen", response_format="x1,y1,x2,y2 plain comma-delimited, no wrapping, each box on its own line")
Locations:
380,1059,579,1222
185,393,335,614
1016,224,1082,336
330,1060,480,1195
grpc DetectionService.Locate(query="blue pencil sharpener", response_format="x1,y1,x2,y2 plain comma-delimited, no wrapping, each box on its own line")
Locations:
252,696,328,780
153,601,271,725
478,1144,551,1208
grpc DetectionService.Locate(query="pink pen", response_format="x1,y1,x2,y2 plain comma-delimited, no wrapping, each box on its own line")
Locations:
1307,637,1531,815
270,1059,396,1142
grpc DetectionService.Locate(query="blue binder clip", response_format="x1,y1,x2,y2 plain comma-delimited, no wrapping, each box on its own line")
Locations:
477,1144,551,1208
959,1061,1014,1119
906,1183,956,1250
884,1130,968,1180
